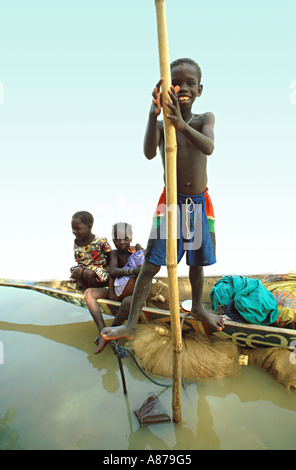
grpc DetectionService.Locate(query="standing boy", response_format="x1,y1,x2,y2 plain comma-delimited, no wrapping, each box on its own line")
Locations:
102,58,224,342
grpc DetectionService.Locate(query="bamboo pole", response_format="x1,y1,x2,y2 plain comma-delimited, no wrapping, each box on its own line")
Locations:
154,0,182,423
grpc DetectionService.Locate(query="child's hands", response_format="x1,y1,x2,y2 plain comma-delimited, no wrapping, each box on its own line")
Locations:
165,85,185,131
165,85,185,130
151,78,164,115
151,79,180,116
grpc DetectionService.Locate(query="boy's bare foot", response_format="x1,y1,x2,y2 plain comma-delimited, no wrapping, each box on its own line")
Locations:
101,324,136,342
191,306,224,331
93,336,108,354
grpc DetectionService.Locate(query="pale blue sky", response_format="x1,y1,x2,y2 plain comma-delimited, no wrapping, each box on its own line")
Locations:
0,0,295,280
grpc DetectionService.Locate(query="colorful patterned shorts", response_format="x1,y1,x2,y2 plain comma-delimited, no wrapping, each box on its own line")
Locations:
145,187,216,267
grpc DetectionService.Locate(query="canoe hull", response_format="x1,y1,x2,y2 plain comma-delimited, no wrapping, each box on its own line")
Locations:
1,276,296,351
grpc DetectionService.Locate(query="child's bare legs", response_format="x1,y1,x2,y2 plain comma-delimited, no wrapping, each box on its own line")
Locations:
84,287,109,353
189,265,224,331
85,288,135,353
94,296,133,353
111,296,133,327
83,269,102,287
71,266,85,284
72,267,101,288
101,261,160,341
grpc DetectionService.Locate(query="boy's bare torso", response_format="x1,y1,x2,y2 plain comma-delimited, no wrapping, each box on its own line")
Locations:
158,113,208,196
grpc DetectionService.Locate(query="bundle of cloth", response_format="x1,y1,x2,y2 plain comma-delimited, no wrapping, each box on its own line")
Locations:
262,273,296,328
210,275,279,325
114,249,145,298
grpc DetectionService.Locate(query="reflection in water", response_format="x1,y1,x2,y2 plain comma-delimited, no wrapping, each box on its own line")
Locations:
196,387,220,450
1,319,296,412
0,320,139,394
1,287,296,450
0,407,21,450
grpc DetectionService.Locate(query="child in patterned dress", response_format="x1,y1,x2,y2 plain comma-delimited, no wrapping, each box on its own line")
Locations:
70,211,111,289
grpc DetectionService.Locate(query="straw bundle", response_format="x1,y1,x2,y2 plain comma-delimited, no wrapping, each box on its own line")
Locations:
242,347,296,391
128,323,241,380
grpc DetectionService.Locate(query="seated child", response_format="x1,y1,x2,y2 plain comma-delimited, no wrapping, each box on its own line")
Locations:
70,211,111,289
84,222,144,354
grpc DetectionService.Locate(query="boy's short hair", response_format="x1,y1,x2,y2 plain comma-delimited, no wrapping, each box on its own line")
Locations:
112,222,133,240
72,211,94,226
171,58,202,84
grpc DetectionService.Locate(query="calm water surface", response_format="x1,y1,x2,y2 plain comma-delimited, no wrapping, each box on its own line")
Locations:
1,286,296,450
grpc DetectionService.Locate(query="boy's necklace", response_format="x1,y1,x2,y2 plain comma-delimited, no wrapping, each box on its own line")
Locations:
185,113,194,124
